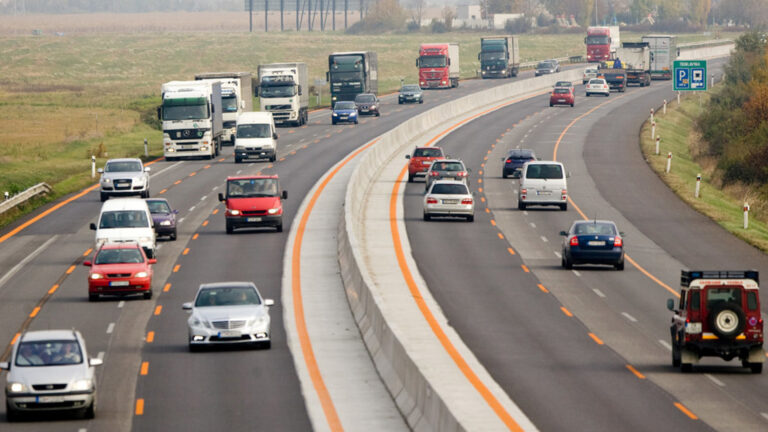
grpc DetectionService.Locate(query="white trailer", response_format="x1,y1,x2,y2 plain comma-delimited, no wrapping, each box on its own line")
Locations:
608,26,621,55
194,72,253,144
257,63,309,127
159,80,223,160
618,42,652,86
642,34,678,80
448,43,460,86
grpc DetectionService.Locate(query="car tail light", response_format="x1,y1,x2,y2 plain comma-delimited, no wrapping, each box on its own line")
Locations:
614,236,623,247
430,171,439,177
506,158,513,163
426,197,438,204
561,189,567,200
569,236,579,246
456,171,468,177
461,198,473,205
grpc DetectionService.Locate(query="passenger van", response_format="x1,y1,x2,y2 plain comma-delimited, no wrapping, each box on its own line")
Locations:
234,111,278,163
517,161,568,211
90,198,156,258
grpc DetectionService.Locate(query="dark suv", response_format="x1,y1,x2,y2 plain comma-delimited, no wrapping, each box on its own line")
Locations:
667,270,764,373
502,149,536,178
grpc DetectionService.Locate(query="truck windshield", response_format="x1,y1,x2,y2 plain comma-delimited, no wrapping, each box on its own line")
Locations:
329,71,363,83
237,123,272,139
260,84,296,98
481,52,506,61
586,35,610,45
419,56,446,68
227,178,279,197
330,55,364,72
162,98,208,121
222,95,238,113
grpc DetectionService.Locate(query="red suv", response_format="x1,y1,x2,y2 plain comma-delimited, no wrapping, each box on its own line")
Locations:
667,270,764,373
218,175,287,233
405,146,445,183
85,242,155,301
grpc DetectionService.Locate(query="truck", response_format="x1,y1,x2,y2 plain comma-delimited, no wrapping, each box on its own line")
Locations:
617,42,651,86
599,68,627,92
608,26,620,56
327,51,378,102
256,62,309,127
159,80,223,161
642,34,678,80
417,43,460,89
667,270,764,373
478,36,519,79
194,72,253,145
585,26,612,63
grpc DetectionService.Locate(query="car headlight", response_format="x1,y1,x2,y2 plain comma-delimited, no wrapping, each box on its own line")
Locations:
90,273,104,280
350,112,357,116
332,113,338,117
191,316,211,329
267,208,279,215
7,382,25,393
229,209,240,216
370,105,377,110
134,271,149,278
72,379,93,391
101,178,111,183
160,220,172,226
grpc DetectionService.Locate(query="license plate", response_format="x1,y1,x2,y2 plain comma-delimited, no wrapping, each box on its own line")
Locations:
247,217,262,222
536,190,551,195
587,240,606,246
442,199,459,204
38,396,65,403
218,331,240,338
422,161,431,165
109,281,130,287
558,99,566,102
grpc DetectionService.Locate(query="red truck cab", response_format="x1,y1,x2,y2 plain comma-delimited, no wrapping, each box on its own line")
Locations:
585,27,611,63
218,175,287,233
417,43,458,89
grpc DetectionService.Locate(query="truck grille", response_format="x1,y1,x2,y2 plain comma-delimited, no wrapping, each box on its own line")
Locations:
267,105,291,111
166,129,204,140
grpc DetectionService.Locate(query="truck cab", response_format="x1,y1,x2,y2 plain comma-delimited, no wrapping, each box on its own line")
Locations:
417,43,459,89
159,80,223,161
667,270,764,373
218,175,287,233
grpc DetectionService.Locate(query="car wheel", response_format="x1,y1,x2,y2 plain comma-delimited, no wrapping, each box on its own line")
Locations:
354,119,358,124
549,103,553,107
143,290,153,300
570,102,574,107
261,341,272,350
141,189,149,199
189,344,201,353
563,255,573,270
6,401,19,422
376,112,380,117
586,93,591,97
419,99,423,104
235,156,242,164
83,401,95,419
502,171,508,179
88,293,99,302
399,100,403,104
560,203,568,211
170,229,177,241
466,215,474,222
226,221,234,234
615,260,625,271
517,201,526,210
672,341,681,367
423,213,431,221
750,362,763,374
407,173,414,183
100,192,108,202
270,154,277,163
681,362,693,373
332,120,337,125
276,223,283,233
708,302,746,339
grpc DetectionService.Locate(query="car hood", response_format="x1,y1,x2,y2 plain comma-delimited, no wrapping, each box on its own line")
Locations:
227,196,281,212
9,364,91,387
151,213,175,224
193,305,269,321
235,137,274,147
95,227,154,242
91,262,148,274
102,172,144,181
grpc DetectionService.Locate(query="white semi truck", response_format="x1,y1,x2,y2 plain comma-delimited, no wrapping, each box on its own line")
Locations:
256,63,309,127
194,72,253,145
159,80,223,161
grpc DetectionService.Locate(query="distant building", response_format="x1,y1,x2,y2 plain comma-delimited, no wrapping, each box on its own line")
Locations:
455,4,486,28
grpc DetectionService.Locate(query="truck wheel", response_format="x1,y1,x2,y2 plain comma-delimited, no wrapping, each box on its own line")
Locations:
517,201,526,211
6,401,19,422
749,362,763,374
672,341,681,367
165,156,176,162
270,154,277,163
586,93,591,97
709,302,746,339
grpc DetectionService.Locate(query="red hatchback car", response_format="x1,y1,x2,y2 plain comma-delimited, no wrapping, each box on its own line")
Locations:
218,175,287,233
405,146,445,183
85,243,155,301
550,87,575,107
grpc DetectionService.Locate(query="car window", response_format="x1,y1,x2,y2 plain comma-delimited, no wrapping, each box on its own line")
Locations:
413,148,442,158
95,248,144,264
105,161,142,173
227,178,279,197
537,62,552,69
99,210,149,229
334,102,356,110
589,79,605,85
402,85,420,92
555,81,570,87
15,340,83,367
706,288,742,308
526,164,563,179
508,150,534,159
689,290,700,310
431,183,469,194
147,200,171,214
432,162,464,172
554,88,570,94
195,287,261,307
237,123,272,139
355,94,376,103
747,291,758,310
573,222,616,235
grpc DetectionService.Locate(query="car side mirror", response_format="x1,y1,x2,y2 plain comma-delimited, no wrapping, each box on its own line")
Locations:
173,209,179,214
90,223,97,231
89,358,103,367
298,85,303,96
144,167,151,172
218,193,225,202
83,261,92,267
282,190,288,200
273,132,279,140
405,155,411,159
264,299,275,307
182,302,193,311
148,258,157,264
0,361,8,370
467,168,472,173
666,298,675,311
559,231,568,236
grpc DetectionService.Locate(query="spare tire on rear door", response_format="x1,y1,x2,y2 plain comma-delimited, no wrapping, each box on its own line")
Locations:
708,302,746,339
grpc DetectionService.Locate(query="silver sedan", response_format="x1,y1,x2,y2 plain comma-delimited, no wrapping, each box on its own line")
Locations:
183,281,274,351
424,159,470,192
423,180,475,222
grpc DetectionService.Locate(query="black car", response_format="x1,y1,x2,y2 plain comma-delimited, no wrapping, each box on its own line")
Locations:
354,93,381,116
398,85,424,104
502,149,536,178
560,220,625,270
535,60,558,76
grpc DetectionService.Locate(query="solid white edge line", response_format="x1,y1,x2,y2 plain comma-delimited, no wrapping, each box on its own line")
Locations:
106,323,115,334
658,340,672,351
0,235,59,289
592,288,606,298
761,412,768,422
704,374,726,387
540,236,548,243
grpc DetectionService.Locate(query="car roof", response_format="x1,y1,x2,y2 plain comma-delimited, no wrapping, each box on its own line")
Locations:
572,219,616,226
524,160,563,166
20,330,79,342
100,198,150,211
226,175,278,181
237,111,274,123
414,146,442,151
198,281,257,291
145,197,169,203
98,242,142,250
589,78,606,83
106,158,142,164
355,93,376,97
431,179,468,186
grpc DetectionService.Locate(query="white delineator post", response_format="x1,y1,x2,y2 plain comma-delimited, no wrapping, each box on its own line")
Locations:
711,74,715,88
91,155,96,178
677,92,681,105
3,191,9,201
650,108,654,123
744,203,750,229
666,152,672,174
655,137,660,155
663,99,667,114
651,121,656,140
144,138,149,157
695,173,701,198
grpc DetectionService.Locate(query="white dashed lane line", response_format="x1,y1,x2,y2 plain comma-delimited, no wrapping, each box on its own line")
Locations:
529,222,536,228
705,374,726,387
554,251,562,258
621,312,638,323
189,206,196,212
592,288,606,298
761,412,768,422
572,270,581,277
540,236,548,243
106,323,115,334
118,301,125,309
658,339,672,351
200,195,207,201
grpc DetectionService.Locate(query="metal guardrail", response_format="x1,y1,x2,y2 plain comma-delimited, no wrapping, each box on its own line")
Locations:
0,183,52,215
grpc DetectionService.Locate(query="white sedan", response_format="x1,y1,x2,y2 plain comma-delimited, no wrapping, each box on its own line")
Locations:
586,78,610,97
183,281,274,351
423,180,475,222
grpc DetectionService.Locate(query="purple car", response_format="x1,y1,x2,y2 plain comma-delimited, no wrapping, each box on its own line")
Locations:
146,198,178,240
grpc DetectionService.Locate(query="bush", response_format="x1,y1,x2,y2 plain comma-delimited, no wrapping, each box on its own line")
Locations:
430,20,447,33
504,17,531,34
406,20,421,32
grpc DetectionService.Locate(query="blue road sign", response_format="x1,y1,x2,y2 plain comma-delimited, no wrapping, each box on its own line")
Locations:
676,68,690,90
674,60,707,91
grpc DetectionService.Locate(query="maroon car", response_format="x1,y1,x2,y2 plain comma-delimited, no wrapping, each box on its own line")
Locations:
146,198,178,240
550,87,575,107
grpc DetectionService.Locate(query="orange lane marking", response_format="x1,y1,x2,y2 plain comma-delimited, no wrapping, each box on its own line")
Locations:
212,208,219,215
173,265,180,273
279,157,286,162
48,284,59,294
29,307,41,318
182,248,190,255
508,248,516,256
202,220,209,227
66,265,76,274
521,264,530,273
560,306,573,317
497,233,504,240
478,179,483,184
537,284,549,293
135,399,144,415
83,248,93,257
485,208,490,213
391,165,524,431
479,170,483,175
218,158,226,162
153,306,162,316
192,233,199,240
674,402,698,420
626,364,646,379
491,220,497,226
289,130,295,133
163,283,171,292
588,333,604,345
484,156,488,161
146,331,155,343
291,139,380,432
487,149,492,154
303,145,309,149
159,189,167,195
491,144,495,148
496,138,501,143
188,172,196,177
10,333,20,345
314,139,321,144
174,180,182,185
291,151,297,155
140,361,149,375
481,163,485,168
481,197,486,203
204,164,211,169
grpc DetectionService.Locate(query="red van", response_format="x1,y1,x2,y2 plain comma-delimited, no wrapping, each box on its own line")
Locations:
218,175,287,233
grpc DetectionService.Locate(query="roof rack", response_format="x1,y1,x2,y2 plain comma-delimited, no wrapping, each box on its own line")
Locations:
681,270,759,287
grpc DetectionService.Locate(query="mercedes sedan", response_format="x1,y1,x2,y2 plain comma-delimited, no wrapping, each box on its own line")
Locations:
423,180,474,222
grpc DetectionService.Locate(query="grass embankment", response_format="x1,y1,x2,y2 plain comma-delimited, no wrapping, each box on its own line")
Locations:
640,91,768,253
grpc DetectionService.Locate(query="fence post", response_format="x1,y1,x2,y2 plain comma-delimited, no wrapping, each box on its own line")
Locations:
663,99,667,114
677,92,681,106
651,121,656,141
3,191,8,201
650,108,654,123
655,137,660,155
144,138,149,158
91,155,96,178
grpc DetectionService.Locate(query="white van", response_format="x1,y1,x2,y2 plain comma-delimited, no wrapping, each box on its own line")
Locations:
90,198,157,258
517,161,568,211
234,111,278,163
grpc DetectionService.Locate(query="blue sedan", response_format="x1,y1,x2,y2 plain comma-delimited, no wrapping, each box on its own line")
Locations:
332,101,358,125
502,148,536,178
560,220,624,270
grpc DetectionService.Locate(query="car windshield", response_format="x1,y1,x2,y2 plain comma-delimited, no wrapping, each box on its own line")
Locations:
15,340,83,367
146,200,171,214
355,94,376,103
431,162,464,172
401,85,420,92
554,88,570,94
431,184,469,194
508,150,534,159
95,248,144,264
195,287,261,307
589,79,606,85
526,164,563,179
227,178,279,197
537,62,553,69
572,222,617,235
334,102,356,110
585,69,598,74
105,161,142,173
555,81,571,87
413,148,442,157
99,210,149,229
237,123,271,139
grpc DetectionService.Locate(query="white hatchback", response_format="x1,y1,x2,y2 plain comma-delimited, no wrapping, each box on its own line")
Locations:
586,78,610,97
